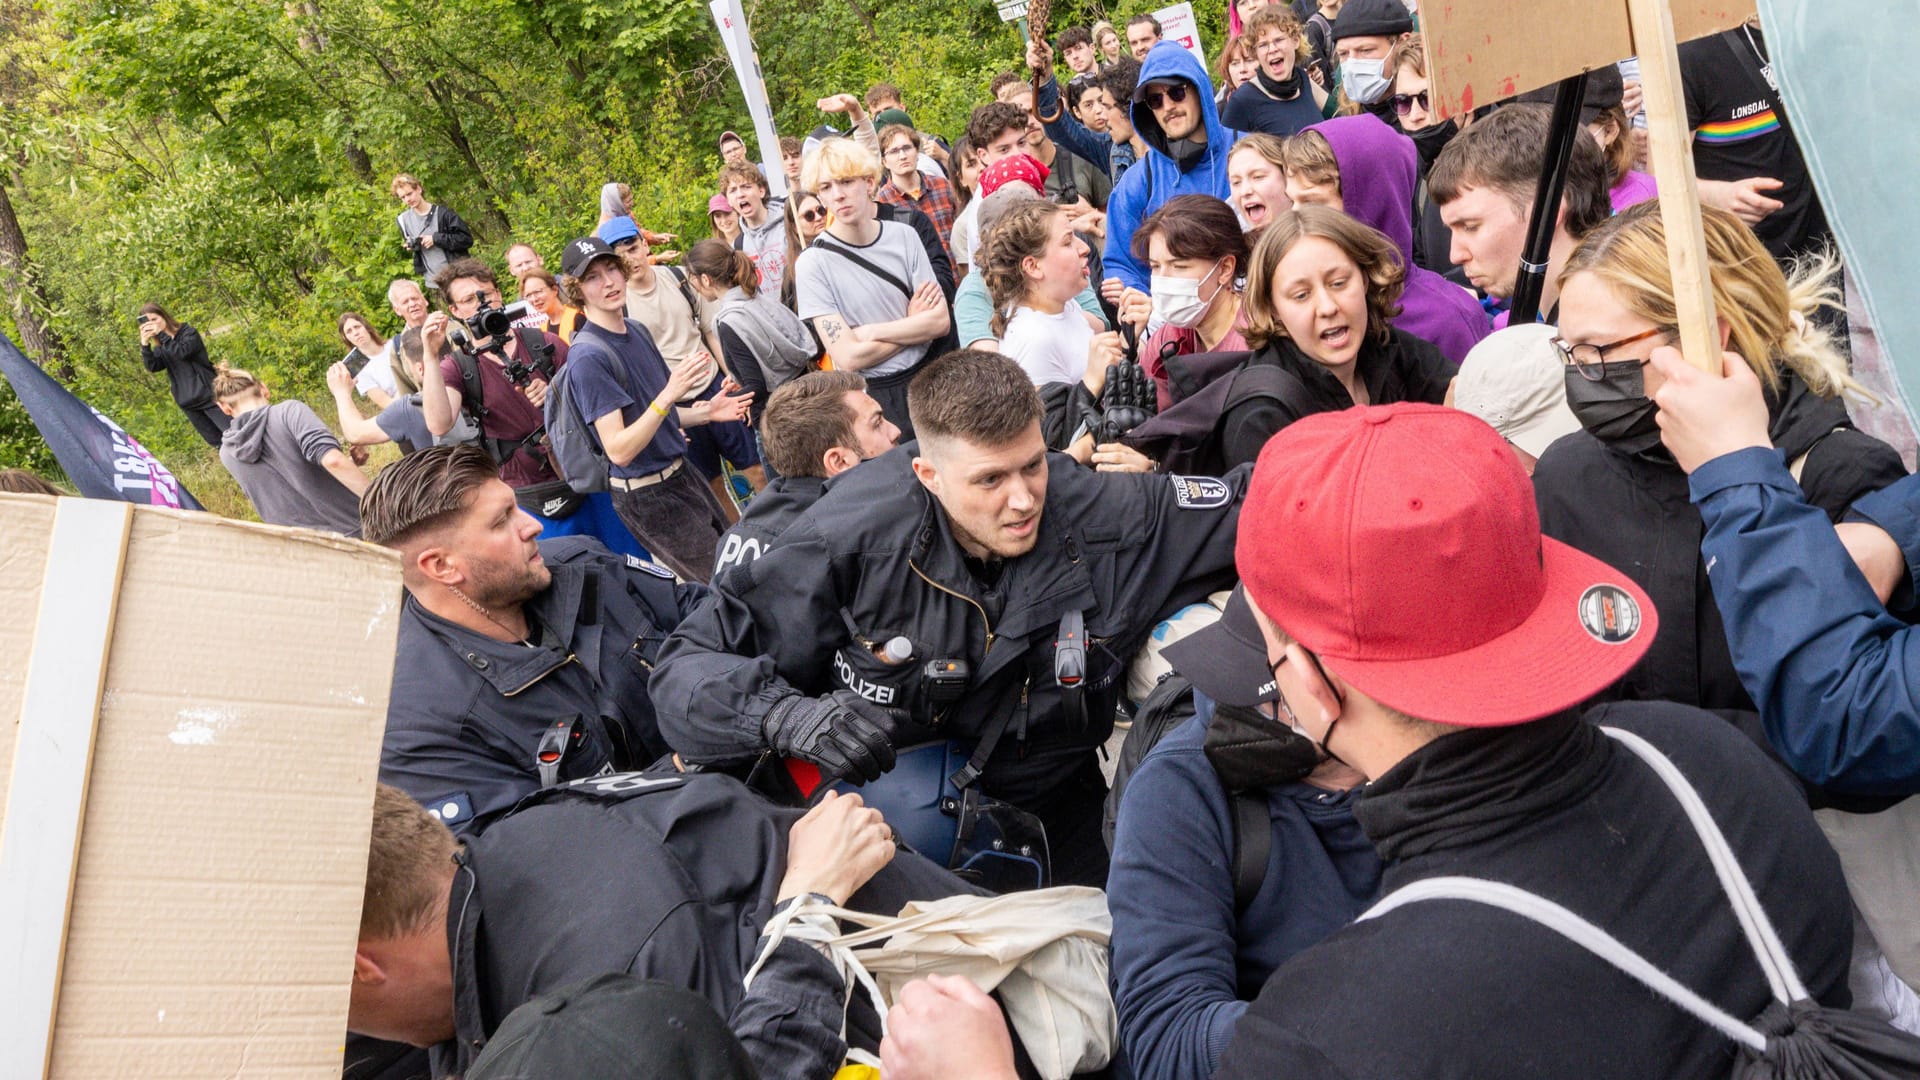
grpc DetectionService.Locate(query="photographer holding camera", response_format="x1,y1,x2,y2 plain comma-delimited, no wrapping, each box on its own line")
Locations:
393,173,474,288
137,302,228,445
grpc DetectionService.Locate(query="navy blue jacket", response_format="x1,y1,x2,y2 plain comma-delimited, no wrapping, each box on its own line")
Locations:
1694,447,1920,795
380,536,707,833
1109,708,1381,1080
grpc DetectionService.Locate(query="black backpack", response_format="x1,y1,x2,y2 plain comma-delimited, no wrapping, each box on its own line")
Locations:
1124,353,1309,476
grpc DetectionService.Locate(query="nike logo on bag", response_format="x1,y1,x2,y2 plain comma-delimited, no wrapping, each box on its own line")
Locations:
543,498,568,516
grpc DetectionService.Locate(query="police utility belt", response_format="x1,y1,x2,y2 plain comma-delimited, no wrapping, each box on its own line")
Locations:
609,458,683,492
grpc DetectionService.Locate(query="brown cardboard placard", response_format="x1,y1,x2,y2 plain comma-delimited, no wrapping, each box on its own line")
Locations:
1420,0,1757,118
0,495,402,1078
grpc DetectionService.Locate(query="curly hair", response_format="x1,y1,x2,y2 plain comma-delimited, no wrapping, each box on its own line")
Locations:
976,200,1062,337
1242,205,1406,350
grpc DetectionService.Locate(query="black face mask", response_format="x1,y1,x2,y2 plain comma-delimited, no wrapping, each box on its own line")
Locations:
1204,701,1322,790
1405,118,1459,173
1563,361,1664,457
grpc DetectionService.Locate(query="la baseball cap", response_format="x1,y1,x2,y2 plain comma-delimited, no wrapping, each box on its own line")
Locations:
560,235,622,280
1235,403,1655,727
1451,324,1584,460
466,973,754,1080
1161,585,1278,707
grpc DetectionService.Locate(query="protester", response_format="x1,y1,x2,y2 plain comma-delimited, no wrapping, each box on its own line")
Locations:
1212,206,1453,467
718,130,750,168
980,200,1114,387
878,124,959,260
348,779,971,1079
709,193,743,246
1058,25,1099,77
517,269,586,342
1110,585,1379,1080
724,163,790,298
337,311,398,407
956,182,1109,352
1431,103,1613,324
712,371,900,586
1125,13,1164,61
1533,201,1906,711
1327,0,1411,124
391,173,473,289
212,362,367,536
779,135,804,192
1029,49,1144,189
1214,34,1259,104
653,350,1249,887
562,236,749,581
1280,114,1490,360
1104,42,1240,291
1301,0,1341,91
1121,194,1252,409
1226,133,1293,231
329,328,453,455
1220,7,1328,136
781,190,828,310
1385,36,1468,284
790,138,949,436
505,243,544,288
1210,402,1854,1077
1067,73,1109,134
363,441,703,830
1447,324,1583,475
1519,65,1657,214
989,77,1114,218
685,239,819,426
1652,346,1920,795
1092,19,1124,65
138,302,227,445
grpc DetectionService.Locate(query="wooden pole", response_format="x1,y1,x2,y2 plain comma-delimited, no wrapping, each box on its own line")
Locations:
1624,0,1723,372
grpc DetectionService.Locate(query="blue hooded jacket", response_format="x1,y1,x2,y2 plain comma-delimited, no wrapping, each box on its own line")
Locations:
1105,41,1240,290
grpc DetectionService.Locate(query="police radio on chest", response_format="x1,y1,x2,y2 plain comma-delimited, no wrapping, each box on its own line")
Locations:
923,658,970,706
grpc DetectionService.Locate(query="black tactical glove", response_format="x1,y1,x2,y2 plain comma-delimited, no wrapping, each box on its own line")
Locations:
1095,357,1157,445
762,690,900,783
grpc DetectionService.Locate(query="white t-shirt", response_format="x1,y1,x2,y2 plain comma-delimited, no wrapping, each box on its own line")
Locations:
350,341,398,397
793,220,940,379
1000,304,1095,386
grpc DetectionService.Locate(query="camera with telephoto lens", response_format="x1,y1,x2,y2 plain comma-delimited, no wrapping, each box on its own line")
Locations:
461,296,529,342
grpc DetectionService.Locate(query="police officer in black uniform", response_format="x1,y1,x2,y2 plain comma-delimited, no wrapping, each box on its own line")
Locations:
363,443,705,834
654,350,1248,886
713,370,901,587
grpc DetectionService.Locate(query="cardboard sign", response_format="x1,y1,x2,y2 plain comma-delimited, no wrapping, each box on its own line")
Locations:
1419,0,1756,118
0,495,400,1077
1154,2,1207,68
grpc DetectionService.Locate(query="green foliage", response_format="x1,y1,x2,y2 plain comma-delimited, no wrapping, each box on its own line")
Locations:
0,0,1236,500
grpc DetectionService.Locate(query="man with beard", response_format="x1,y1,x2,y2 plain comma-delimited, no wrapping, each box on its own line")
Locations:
364,443,708,836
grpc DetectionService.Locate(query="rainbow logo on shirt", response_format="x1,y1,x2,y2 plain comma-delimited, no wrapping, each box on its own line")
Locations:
1696,108,1781,144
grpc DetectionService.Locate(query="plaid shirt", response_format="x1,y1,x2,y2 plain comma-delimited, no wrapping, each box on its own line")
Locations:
878,171,958,261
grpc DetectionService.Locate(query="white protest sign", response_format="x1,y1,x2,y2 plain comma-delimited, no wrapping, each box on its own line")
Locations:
710,0,787,198
997,0,1028,23
1154,2,1207,68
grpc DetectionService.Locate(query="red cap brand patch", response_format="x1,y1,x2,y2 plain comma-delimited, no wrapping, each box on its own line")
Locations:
1578,584,1643,645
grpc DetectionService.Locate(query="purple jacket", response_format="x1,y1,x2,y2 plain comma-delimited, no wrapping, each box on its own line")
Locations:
1314,114,1490,363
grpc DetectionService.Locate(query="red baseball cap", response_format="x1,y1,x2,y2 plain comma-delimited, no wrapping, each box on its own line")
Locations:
1235,403,1655,727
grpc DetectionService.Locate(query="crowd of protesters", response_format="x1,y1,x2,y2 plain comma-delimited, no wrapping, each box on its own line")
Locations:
89,2,1920,1077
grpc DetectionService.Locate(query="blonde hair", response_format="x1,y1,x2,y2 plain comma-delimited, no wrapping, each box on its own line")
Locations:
1560,201,1864,400
1279,129,1340,191
1243,205,1405,349
1386,33,1425,80
801,137,884,192
211,362,266,403
978,201,1063,337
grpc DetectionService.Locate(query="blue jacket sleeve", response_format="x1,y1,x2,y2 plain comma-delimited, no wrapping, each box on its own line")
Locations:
1108,732,1249,1080
1851,472,1920,612
1038,76,1115,176
1692,447,1920,795
1102,166,1151,292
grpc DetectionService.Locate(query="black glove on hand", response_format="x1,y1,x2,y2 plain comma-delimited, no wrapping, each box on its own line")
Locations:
1096,359,1156,444
762,690,900,783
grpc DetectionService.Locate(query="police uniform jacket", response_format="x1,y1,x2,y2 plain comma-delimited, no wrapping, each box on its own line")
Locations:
652,444,1248,809
381,536,706,834
434,770,974,1079
711,475,828,589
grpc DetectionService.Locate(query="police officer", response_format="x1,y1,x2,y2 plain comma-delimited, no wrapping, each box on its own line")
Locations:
654,350,1248,886
362,443,705,834
713,370,901,588
348,777,971,1080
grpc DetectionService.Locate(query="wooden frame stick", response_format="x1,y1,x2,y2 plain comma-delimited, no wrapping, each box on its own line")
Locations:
1626,0,1724,372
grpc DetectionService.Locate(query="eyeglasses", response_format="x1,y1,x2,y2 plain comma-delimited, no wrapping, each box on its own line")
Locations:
798,208,826,222
1552,326,1672,379
1390,91,1431,116
885,143,918,157
1253,35,1295,55
1141,82,1190,111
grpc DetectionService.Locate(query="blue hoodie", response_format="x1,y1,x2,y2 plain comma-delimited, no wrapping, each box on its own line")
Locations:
1105,41,1240,291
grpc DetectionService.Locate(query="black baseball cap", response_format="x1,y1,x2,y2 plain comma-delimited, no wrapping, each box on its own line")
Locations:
465,973,756,1080
560,235,622,280
1160,584,1278,707
1517,64,1626,122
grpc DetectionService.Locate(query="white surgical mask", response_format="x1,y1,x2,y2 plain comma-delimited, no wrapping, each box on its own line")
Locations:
1341,58,1392,105
1150,260,1227,329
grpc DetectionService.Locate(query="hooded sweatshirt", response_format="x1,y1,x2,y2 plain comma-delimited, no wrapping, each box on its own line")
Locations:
1313,114,1491,363
218,401,364,537
1105,41,1242,291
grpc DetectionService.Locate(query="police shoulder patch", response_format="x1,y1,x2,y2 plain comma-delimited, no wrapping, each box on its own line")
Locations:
1170,475,1232,509
625,554,675,579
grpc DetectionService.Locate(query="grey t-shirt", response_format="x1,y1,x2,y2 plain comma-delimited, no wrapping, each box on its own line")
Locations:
218,401,363,536
398,205,450,284
793,220,938,379
374,395,434,452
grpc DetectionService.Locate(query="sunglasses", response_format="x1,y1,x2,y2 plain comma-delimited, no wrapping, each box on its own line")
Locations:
1141,82,1190,111
1390,91,1431,116
798,208,826,223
